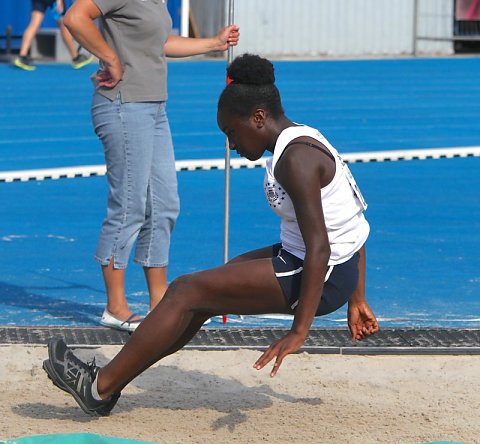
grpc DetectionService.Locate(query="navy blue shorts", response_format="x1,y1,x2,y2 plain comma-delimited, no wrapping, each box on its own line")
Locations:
271,243,359,316
32,0,56,13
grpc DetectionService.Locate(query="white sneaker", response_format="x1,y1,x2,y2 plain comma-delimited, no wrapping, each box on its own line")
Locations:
100,309,142,332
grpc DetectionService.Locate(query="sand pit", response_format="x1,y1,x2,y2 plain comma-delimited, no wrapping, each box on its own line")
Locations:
0,345,478,443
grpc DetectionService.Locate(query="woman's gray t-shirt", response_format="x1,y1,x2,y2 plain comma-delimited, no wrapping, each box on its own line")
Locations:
93,0,172,103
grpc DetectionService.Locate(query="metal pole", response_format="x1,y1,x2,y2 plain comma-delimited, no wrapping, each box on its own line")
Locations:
5,26,12,56
223,0,234,264
181,0,190,37
221,0,235,325
413,0,419,56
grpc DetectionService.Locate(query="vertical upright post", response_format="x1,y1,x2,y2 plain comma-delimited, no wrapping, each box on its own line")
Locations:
222,0,235,324
413,0,419,56
181,0,190,37
5,26,12,56
223,0,234,265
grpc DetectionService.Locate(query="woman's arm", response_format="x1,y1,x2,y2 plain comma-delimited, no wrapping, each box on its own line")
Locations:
350,245,367,305
254,142,333,376
347,245,379,340
276,144,332,336
63,0,122,87
165,25,239,57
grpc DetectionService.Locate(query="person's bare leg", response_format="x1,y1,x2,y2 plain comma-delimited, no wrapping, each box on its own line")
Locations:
58,19,78,59
102,261,140,321
141,248,277,353
19,11,44,57
143,266,168,311
227,245,277,264
96,258,291,399
143,312,210,361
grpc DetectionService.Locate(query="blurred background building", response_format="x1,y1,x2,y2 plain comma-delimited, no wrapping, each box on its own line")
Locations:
1,0,479,62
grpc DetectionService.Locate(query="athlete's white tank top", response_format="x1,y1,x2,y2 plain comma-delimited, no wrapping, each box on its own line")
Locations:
264,125,370,265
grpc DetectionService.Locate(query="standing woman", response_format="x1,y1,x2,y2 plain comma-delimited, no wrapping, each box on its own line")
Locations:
63,0,240,331
43,54,379,417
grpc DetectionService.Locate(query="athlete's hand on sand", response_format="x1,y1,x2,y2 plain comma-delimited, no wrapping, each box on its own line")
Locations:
253,331,305,377
347,301,379,341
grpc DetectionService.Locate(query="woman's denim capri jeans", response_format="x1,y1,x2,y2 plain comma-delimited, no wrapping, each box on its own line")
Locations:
91,92,180,270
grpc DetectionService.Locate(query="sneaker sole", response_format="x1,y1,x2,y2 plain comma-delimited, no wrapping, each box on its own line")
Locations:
43,359,69,393
43,349,107,417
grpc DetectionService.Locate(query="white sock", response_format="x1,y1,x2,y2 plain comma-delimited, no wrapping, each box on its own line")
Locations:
91,373,103,401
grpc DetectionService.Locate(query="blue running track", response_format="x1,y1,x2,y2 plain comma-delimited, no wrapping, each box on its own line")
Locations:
0,57,479,328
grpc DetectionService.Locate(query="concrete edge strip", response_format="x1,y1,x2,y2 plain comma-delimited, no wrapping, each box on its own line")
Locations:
1,327,479,355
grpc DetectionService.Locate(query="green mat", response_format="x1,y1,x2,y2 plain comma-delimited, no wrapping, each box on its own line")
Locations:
1,435,465,444
424,441,465,444
1,433,157,444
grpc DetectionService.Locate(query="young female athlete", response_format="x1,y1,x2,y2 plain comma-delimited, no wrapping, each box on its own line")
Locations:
43,53,379,416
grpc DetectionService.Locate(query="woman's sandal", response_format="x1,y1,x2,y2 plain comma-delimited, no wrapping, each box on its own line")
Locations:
100,309,142,332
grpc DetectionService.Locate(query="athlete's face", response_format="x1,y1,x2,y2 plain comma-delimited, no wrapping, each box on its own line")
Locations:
217,109,267,161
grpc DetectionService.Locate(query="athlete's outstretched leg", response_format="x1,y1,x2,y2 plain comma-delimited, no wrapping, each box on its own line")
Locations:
106,246,280,370
96,257,290,399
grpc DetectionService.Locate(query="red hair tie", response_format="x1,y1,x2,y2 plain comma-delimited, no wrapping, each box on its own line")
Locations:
226,74,234,85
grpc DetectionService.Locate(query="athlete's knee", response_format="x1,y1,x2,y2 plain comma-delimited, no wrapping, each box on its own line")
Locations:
164,273,208,309
164,273,195,302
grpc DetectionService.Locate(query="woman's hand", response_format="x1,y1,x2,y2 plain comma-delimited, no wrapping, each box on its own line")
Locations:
347,301,379,341
56,0,65,14
214,25,240,51
253,331,306,377
95,59,123,88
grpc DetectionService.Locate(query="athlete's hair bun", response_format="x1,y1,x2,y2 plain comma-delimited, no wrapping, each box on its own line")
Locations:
219,54,283,118
227,54,275,86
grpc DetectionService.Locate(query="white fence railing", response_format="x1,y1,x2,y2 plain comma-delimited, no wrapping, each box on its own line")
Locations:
190,0,478,58
222,0,459,58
